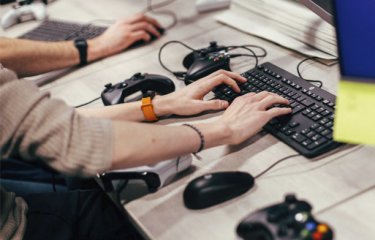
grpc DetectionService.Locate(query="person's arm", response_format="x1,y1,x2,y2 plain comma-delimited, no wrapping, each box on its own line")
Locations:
76,70,246,121
110,91,291,169
0,66,290,177
0,14,162,77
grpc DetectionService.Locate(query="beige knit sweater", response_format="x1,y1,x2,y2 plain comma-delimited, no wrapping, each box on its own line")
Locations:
0,64,113,239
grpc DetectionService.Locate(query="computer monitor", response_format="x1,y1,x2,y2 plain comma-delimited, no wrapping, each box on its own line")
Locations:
299,0,333,25
333,1,375,81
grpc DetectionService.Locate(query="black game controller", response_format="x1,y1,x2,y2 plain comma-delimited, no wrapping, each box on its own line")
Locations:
101,72,175,106
236,194,333,240
183,41,231,85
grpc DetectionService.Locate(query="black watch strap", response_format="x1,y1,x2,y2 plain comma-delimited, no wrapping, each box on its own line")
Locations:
74,38,88,66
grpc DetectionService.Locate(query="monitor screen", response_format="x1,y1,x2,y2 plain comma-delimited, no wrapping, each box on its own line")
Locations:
334,1,375,80
299,0,333,25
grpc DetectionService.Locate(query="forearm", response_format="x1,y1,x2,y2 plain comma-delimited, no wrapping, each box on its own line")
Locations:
0,37,104,77
110,121,231,170
76,95,173,122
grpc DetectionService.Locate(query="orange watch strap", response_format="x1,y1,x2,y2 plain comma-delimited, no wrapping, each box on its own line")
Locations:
141,96,158,121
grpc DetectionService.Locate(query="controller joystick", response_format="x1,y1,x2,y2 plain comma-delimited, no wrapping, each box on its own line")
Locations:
101,73,175,106
1,2,47,29
236,194,334,240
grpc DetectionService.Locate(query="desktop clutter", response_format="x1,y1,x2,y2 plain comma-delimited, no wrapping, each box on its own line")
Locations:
95,39,337,239
9,6,338,236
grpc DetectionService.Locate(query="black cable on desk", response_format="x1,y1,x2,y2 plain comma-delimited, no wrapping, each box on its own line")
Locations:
297,57,324,88
75,96,101,108
254,154,301,179
158,40,197,80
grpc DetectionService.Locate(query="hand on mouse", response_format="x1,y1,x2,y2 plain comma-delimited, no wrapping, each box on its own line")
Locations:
88,13,162,61
216,91,292,145
153,70,247,116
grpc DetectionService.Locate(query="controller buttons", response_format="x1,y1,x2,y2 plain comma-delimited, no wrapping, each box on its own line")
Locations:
300,229,311,238
312,231,323,240
104,83,112,88
295,212,309,223
305,221,317,231
317,224,329,233
121,83,128,88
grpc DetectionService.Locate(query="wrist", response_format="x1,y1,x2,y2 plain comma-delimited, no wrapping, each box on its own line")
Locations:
152,95,174,117
195,121,233,148
87,38,110,62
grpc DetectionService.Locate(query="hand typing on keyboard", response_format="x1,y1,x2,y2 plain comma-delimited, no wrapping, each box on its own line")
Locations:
217,91,292,145
214,62,341,157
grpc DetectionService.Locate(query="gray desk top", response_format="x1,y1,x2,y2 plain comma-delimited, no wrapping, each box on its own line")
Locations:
1,1,375,239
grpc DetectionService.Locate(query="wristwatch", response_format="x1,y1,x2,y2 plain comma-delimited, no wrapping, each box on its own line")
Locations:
74,38,88,66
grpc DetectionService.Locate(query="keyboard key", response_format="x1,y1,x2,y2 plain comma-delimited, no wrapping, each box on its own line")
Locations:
301,99,314,107
292,133,306,143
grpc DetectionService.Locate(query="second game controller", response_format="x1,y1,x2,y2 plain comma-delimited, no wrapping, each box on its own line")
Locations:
101,72,175,106
183,41,231,85
236,194,334,240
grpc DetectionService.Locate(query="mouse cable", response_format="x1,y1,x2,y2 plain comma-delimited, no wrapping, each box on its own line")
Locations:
158,40,197,80
254,154,301,179
145,0,178,30
74,96,101,108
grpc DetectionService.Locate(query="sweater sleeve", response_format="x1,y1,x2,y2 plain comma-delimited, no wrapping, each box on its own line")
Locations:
0,65,113,177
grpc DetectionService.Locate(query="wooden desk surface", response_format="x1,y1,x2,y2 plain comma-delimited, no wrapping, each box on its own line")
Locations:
1,1,375,239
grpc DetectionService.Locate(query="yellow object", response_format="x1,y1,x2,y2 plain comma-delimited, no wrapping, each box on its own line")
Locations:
317,224,329,233
334,80,375,145
141,96,158,122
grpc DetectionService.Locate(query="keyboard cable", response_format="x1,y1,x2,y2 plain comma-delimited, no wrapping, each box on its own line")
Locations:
296,57,324,88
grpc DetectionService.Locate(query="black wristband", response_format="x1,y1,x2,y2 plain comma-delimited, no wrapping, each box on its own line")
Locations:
183,124,205,153
74,38,88,66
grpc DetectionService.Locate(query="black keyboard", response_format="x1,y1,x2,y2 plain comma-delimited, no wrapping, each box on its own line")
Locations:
19,19,107,41
214,62,342,158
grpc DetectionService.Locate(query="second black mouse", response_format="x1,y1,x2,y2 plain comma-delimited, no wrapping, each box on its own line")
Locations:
183,171,255,210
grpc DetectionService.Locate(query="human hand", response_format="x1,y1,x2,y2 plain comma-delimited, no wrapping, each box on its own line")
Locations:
153,70,247,116
215,91,292,145
88,14,162,61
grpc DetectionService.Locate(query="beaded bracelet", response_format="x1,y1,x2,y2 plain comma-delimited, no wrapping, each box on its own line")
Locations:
182,124,205,154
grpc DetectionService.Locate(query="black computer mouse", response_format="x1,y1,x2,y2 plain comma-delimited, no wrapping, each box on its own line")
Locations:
183,171,255,210
129,26,165,48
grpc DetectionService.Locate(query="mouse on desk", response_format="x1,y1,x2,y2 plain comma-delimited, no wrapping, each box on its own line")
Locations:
183,171,255,210
129,26,165,49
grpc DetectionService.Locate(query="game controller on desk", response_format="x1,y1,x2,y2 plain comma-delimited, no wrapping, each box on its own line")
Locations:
158,41,267,85
1,2,47,29
101,72,175,106
236,194,334,240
